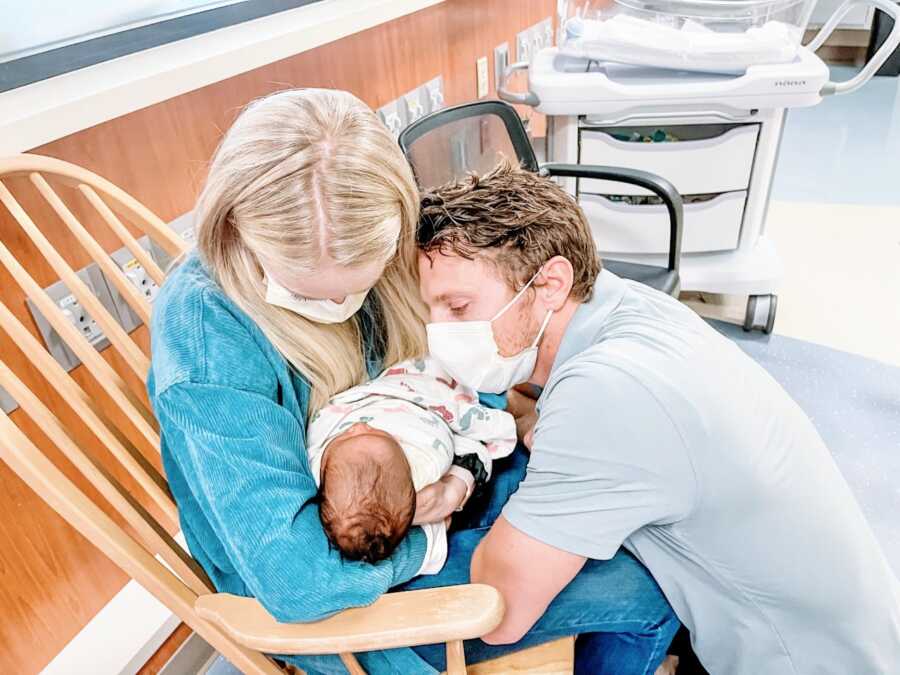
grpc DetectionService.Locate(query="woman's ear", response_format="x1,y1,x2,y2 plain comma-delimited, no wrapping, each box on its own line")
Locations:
537,256,575,311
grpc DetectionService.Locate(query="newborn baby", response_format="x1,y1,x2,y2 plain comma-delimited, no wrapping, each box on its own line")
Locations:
307,357,516,566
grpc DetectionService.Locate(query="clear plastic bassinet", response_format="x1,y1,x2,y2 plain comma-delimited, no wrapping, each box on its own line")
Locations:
559,0,819,74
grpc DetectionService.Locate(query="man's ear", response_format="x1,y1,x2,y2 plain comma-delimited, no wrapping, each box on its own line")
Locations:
536,256,574,311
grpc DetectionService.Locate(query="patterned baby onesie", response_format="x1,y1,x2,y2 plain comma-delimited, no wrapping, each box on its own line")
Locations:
306,356,517,490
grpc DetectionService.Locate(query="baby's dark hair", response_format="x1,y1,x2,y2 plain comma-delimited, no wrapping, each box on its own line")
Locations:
319,447,416,564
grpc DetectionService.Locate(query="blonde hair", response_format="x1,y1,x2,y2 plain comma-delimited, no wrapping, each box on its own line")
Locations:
195,89,427,413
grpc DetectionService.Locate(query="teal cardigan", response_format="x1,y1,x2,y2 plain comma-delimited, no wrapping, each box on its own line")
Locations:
148,254,430,673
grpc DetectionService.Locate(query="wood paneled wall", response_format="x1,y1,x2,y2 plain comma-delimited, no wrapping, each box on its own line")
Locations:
0,1,555,672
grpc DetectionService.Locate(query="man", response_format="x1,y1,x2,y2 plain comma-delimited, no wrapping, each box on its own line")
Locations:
416,160,900,674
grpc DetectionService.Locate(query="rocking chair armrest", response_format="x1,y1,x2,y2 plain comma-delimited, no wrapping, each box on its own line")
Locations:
195,584,505,655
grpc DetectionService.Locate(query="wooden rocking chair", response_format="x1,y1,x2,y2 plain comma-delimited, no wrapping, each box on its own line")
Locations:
0,154,574,674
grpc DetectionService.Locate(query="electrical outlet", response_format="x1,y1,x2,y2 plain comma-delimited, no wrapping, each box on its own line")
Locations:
108,236,160,333
377,99,407,139
403,87,428,124
59,293,104,342
517,28,532,63
424,76,445,113
539,16,554,49
476,56,489,98
494,42,510,93
27,264,118,372
0,385,17,415
531,25,544,55
149,211,194,271
529,17,554,55
397,76,445,129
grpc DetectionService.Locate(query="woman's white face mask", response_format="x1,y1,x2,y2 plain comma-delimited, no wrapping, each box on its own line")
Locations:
263,272,370,324
426,269,552,394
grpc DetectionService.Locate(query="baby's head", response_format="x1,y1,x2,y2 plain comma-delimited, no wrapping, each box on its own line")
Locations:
318,422,416,564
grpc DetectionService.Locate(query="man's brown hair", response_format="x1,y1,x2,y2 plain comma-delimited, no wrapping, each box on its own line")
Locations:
418,159,601,300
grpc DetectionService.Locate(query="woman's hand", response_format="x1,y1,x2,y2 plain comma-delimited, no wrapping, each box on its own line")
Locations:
413,474,468,525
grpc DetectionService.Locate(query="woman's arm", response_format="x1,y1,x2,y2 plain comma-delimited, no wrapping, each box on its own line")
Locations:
155,381,427,623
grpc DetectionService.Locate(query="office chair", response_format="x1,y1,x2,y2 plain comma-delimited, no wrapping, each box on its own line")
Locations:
399,100,684,296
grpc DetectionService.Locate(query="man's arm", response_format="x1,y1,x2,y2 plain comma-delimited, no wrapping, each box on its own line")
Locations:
473,367,697,643
471,515,587,644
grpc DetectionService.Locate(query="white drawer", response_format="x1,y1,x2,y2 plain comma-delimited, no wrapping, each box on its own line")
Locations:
579,125,759,196
579,191,746,255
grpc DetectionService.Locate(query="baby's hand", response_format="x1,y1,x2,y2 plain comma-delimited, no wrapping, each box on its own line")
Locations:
413,474,468,525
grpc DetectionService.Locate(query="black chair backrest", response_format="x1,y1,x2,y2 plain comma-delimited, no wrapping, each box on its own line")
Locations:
398,100,539,190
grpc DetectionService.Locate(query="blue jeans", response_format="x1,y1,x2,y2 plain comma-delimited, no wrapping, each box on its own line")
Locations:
279,449,678,675
401,448,679,675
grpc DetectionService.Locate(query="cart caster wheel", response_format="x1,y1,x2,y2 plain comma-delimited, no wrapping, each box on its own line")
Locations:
743,294,777,334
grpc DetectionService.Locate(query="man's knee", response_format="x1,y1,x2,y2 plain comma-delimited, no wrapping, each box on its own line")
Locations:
641,603,680,643
616,593,680,652
574,609,680,675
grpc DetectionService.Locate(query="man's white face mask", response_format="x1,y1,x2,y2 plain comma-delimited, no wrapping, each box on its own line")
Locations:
426,269,553,394
263,271,369,324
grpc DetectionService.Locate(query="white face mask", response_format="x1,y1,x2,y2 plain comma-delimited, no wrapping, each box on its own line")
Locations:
427,270,553,394
264,271,369,324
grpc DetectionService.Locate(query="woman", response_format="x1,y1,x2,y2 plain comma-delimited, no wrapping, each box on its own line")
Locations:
149,88,677,674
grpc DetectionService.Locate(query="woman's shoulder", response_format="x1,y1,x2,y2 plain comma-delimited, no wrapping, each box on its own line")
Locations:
149,253,283,397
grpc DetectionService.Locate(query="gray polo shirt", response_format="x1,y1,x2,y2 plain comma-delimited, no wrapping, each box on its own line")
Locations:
503,270,900,674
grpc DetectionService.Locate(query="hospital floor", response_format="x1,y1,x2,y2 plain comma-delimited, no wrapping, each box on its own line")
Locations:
683,66,900,367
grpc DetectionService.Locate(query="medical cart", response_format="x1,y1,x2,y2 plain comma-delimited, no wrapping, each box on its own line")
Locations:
501,0,900,332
